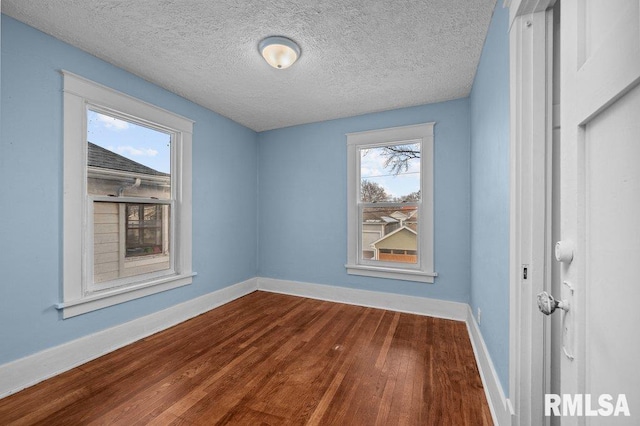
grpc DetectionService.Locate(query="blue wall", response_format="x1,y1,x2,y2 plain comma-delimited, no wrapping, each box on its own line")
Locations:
0,15,258,365
469,5,510,392
258,100,471,302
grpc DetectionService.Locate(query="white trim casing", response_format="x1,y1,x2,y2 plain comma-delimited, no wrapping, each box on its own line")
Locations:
0,278,257,399
61,71,195,318
505,0,556,30
466,306,515,426
345,123,436,283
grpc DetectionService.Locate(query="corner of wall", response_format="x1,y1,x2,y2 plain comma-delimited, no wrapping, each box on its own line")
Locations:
468,0,511,395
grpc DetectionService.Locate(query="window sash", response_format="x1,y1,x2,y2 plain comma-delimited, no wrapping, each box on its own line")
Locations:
87,197,176,293
87,103,175,201
88,104,179,147
357,202,422,270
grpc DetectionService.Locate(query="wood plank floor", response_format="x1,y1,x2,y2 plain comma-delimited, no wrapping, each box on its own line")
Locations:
0,291,492,425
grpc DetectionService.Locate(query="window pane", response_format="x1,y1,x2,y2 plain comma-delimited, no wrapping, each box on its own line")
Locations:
87,109,171,200
360,142,420,202
362,206,418,264
93,201,171,284
125,204,167,258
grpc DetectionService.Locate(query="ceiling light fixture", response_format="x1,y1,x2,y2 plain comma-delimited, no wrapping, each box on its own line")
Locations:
258,36,301,69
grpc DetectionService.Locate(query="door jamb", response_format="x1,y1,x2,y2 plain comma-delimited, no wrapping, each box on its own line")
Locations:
506,1,556,424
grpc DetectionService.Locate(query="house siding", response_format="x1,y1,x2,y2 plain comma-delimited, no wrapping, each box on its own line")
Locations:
93,202,121,283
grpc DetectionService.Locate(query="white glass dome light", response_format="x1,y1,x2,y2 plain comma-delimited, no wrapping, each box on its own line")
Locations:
259,36,301,69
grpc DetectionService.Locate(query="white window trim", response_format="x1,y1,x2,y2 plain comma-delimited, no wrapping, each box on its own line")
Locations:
59,70,195,318
345,122,436,283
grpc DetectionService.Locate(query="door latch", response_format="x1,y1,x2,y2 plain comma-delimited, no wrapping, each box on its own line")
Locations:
555,240,574,263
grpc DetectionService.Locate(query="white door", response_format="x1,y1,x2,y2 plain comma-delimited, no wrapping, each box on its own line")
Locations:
559,0,640,424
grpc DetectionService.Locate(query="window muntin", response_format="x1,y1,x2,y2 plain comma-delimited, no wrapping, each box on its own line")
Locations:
346,123,435,283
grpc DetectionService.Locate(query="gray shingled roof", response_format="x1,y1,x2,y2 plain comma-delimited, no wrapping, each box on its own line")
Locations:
88,142,168,176
362,206,418,223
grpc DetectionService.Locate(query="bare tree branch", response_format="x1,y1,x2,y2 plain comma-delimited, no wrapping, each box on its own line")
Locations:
380,144,420,175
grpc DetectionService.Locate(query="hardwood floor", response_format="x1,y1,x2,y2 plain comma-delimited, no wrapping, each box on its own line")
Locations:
0,291,492,425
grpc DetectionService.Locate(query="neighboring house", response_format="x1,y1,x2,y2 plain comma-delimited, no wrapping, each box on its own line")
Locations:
361,206,417,262
370,226,417,263
87,142,171,284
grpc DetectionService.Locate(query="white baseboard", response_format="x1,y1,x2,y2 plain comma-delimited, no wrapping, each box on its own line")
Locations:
258,277,468,322
0,277,258,399
466,305,514,426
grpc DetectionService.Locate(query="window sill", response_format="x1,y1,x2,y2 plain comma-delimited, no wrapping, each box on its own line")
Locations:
124,254,170,269
56,272,197,318
345,264,436,283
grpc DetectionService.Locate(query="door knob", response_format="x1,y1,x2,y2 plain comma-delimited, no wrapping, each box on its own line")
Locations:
537,291,569,315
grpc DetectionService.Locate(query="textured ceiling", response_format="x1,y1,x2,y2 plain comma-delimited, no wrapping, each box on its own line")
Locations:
2,0,497,131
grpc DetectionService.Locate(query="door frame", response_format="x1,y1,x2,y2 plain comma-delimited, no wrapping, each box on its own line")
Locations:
506,0,556,424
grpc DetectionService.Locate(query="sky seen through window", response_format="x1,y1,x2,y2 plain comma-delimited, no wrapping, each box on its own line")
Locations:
87,109,171,174
360,143,420,200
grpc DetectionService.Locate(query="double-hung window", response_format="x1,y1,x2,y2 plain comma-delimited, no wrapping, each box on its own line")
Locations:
60,71,194,318
346,123,436,283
